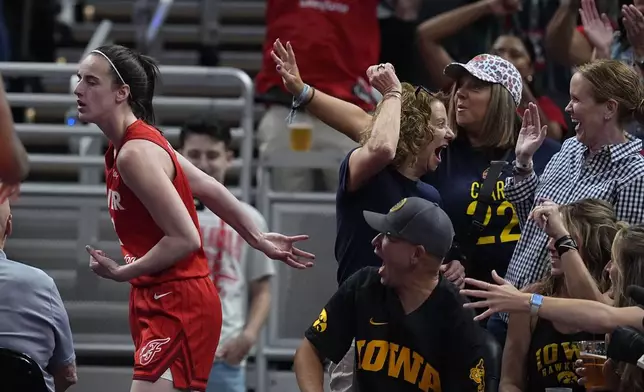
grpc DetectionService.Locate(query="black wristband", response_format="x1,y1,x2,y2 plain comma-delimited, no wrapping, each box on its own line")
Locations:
555,235,578,257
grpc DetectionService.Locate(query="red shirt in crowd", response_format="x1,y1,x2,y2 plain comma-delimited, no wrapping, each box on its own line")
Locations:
255,0,380,111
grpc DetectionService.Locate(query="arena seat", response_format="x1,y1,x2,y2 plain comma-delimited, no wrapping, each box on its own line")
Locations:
0,347,48,392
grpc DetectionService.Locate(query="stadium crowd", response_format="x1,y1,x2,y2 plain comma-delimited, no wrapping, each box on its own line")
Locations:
4,0,644,392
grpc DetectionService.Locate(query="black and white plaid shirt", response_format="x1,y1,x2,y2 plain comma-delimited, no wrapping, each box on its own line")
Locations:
501,134,644,322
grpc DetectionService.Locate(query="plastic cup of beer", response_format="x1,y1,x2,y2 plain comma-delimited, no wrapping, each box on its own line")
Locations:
576,340,607,389
289,122,313,152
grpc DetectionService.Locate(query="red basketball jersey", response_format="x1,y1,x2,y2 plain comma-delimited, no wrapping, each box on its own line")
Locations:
105,120,210,286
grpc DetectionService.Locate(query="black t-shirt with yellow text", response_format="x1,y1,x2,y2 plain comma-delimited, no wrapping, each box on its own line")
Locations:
527,317,594,392
304,267,488,392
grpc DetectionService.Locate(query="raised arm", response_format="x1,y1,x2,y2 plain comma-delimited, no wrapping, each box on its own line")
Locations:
343,65,402,192
416,0,515,89
544,0,593,67
579,0,615,61
505,104,547,225
271,39,371,143
530,202,609,304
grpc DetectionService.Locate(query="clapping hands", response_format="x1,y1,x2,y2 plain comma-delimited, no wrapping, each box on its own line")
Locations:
622,4,644,58
579,0,614,57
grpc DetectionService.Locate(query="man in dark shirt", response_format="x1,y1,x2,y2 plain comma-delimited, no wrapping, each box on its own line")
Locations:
296,197,488,392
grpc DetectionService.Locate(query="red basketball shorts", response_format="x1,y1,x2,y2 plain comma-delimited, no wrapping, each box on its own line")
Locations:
129,276,222,391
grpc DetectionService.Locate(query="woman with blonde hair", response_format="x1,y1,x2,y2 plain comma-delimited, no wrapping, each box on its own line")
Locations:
500,199,618,392
271,39,456,287
493,58,644,345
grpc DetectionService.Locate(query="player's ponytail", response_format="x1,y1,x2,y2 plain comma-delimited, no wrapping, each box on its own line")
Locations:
132,53,160,125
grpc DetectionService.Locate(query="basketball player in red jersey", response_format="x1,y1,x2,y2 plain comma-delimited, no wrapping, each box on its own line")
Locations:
73,44,315,392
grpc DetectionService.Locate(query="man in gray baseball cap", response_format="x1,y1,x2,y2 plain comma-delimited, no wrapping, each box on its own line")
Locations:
295,198,492,392
363,196,455,288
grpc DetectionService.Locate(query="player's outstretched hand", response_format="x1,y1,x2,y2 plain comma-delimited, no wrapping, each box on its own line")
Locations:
256,233,315,269
86,245,128,282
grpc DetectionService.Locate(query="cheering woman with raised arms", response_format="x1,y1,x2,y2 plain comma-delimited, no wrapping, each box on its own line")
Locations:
74,44,314,392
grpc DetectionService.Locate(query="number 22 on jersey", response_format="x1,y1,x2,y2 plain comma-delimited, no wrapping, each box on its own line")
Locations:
466,200,520,245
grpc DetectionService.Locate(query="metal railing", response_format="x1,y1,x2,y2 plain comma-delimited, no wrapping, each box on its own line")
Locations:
254,150,344,392
0,62,255,202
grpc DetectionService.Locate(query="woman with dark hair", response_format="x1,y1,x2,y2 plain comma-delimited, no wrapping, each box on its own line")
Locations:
416,1,567,141
489,33,568,140
73,44,314,392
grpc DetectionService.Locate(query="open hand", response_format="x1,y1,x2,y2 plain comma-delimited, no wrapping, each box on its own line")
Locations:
459,270,531,321
580,0,614,54
270,39,305,98
255,233,315,269
515,102,547,162
622,5,644,57
87,245,127,282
